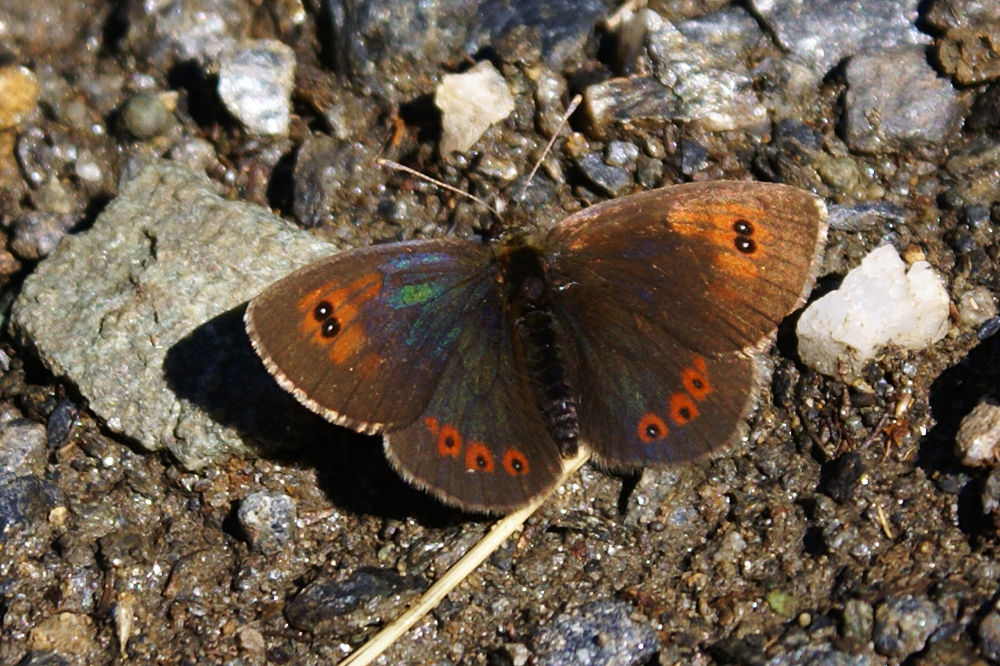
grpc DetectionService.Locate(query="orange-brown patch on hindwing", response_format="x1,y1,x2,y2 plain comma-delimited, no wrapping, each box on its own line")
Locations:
637,412,669,443
432,421,462,459
295,273,383,365
465,441,495,473
502,448,530,476
669,392,700,426
635,357,715,443
682,355,713,402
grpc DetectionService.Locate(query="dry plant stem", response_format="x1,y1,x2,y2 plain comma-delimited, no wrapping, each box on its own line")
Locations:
337,448,591,666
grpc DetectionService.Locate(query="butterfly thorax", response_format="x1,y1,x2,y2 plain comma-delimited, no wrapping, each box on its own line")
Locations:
499,242,580,458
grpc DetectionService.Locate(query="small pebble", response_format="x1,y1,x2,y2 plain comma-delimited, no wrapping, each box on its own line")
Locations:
796,245,950,379
120,92,172,140
0,419,47,484
604,140,639,168
533,600,658,666
957,287,998,330
218,39,296,136
843,47,961,154
435,61,515,154
575,152,632,197
27,612,95,656
10,211,77,260
284,567,423,635
237,490,296,554
873,594,942,659
0,65,40,129
979,606,1000,661
956,399,1000,467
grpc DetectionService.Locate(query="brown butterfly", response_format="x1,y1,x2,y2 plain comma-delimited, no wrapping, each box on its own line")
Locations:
246,181,828,513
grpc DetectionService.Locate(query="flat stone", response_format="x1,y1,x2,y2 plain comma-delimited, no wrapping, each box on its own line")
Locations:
11,161,336,469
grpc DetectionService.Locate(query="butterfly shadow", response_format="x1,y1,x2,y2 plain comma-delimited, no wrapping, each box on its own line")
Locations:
922,332,1000,536
162,305,466,523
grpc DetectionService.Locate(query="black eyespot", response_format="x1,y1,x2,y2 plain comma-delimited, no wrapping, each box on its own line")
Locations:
320,317,341,338
645,423,661,439
476,454,488,469
678,407,692,421
444,435,456,450
692,378,704,390
733,219,754,236
511,458,524,472
734,237,756,254
313,301,333,321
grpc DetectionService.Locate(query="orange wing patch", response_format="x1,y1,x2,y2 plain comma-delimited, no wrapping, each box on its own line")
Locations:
422,417,527,477
669,204,776,307
295,273,383,365
635,355,713,446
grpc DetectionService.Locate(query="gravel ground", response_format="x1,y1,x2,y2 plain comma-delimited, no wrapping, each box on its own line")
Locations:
1,0,1000,664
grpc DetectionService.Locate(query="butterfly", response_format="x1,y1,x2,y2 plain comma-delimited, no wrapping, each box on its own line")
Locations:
245,181,828,513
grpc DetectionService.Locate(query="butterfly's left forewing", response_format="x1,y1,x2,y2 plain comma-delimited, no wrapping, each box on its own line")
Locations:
246,239,495,432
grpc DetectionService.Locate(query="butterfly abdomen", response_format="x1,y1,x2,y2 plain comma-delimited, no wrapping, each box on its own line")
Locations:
502,244,580,458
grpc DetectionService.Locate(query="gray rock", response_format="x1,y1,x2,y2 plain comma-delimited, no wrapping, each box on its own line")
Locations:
872,594,942,658
11,161,335,469
827,202,908,233
464,0,607,69
0,419,47,485
0,0,96,57
533,600,658,666
749,0,929,76
218,40,296,136
574,153,632,198
843,47,961,154
237,490,296,554
676,7,763,62
646,12,767,132
321,0,604,95
284,567,424,635
141,0,250,67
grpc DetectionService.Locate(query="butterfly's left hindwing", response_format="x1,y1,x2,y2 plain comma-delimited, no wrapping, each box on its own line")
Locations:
383,307,565,512
550,293,758,467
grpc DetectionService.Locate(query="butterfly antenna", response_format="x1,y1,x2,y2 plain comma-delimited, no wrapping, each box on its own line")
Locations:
376,158,503,220
516,94,583,199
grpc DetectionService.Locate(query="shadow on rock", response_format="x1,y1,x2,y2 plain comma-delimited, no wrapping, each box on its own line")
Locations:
924,332,1000,535
163,304,459,521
